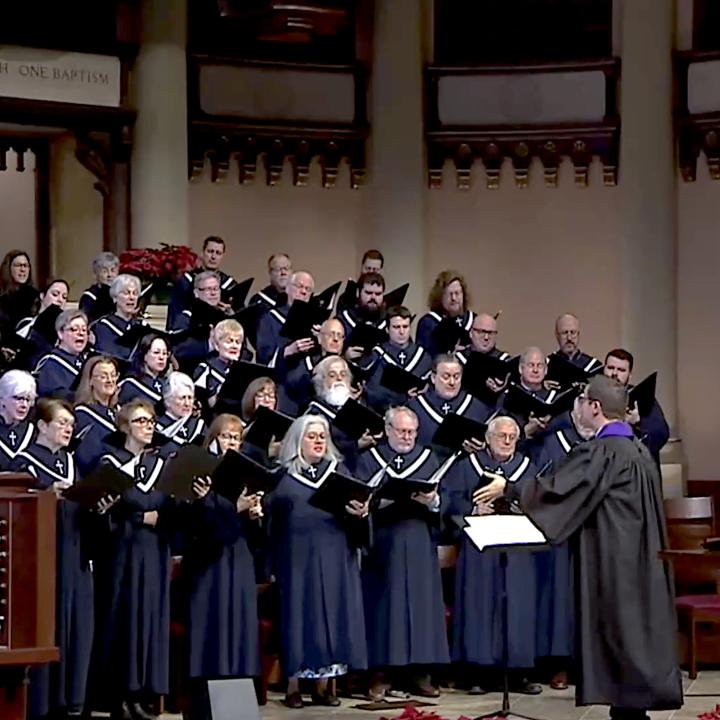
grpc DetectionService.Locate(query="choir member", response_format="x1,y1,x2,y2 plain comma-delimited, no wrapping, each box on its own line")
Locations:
34,309,90,400
192,319,244,407
255,270,315,365
532,397,594,691
548,314,603,373
603,348,669,464
156,372,206,448
280,318,345,413
407,353,491,448
169,271,227,332
521,376,683,720
337,272,388,351
79,252,119,322
92,274,147,362
0,369,36,468
270,415,368,708
100,400,206,720
167,236,236,328
248,252,292,313
0,250,40,332
416,271,475,358
337,249,385,311
355,407,450,700
118,333,174,405
457,313,512,392
12,399,96,718
306,355,375,470
16,278,69,360
364,305,431,413
73,355,120,475
441,415,541,695
184,414,263,719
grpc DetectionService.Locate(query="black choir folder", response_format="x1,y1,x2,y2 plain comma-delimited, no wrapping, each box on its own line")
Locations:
212,450,280,502
546,353,603,387
280,301,331,340
217,361,278,403
346,323,387,352
504,383,578,419
628,372,657,417
158,444,222,501
332,399,384,439
308,469,373,516
432,414,488,452
62,463,135,507
222,276,254,310
375,477,438,503
243,406,294,449
379,363,426,395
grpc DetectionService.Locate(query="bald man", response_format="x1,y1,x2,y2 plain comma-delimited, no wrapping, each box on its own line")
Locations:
548,314,603,374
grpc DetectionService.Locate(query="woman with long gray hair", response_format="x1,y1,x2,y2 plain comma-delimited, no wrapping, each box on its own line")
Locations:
268,414,369,708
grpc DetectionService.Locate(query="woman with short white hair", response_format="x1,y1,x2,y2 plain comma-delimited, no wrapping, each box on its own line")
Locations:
155,371,205,448
79,251,119,321
269,414,368,708
92,273,146,361
0,369,36,468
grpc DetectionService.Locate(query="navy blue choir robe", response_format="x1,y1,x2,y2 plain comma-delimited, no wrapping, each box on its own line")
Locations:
547,350,603,375
173,335,214,375
416,310,475,358
0,417,34,470
16,314,54,367
0,284,39,332
364,341,432,414
100,449,173,696
34,348,86,400
442,450,538,668
12,444,94,716
496,384,560,448
267,458,367,677
73,403,117,476
279,352,324,415
531,422,587,660
192,355,242,417
79,283,114,323
185,481,261,680
167,269,235,330
407,389,491,449
156,413,206,451
255,306,288,366
305,398,361,472
117,372,164,406
356,443,450,668
337,307,387,347
249,285,285,316
93,314,148,362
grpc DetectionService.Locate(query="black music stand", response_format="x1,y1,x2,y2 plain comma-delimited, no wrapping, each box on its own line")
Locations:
463,514,549,720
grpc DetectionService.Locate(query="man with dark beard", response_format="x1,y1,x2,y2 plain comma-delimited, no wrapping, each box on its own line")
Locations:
521,375,682,720
337,272,388,361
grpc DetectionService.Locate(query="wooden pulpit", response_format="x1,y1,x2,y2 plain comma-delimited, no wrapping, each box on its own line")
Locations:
0,474,59,720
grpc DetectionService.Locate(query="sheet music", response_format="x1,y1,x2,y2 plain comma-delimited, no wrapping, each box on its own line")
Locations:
463,514,547,551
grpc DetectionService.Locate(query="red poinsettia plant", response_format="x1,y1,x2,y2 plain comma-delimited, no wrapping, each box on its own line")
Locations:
119,244,198,284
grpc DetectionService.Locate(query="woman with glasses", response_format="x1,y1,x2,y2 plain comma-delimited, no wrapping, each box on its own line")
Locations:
93,274,147,361
73,356,120,475
240,376,282,463
0,369,36,468
100,399,209,720
34,309,90,400
118,333,174,406
12,398,97,719
156,372,205,450
269,415,368,708
184,414,263,718
0,250,40,333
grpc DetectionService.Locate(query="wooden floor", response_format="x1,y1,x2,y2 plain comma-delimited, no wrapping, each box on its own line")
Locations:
146,669,720,720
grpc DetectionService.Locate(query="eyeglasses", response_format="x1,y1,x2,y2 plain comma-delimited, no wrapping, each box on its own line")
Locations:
198,285,220,293
11,261,29,269
320,331,344,340
490,432,518,442
52,417,75,429
92,373,118,382
131,416,156,427
219,432,242,442
389,425,417,437
472,328,497,336
64,325,88,335
256,392,276,401
12,395,32,404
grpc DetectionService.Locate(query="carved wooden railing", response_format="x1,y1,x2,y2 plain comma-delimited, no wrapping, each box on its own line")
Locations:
675,49,720,181
425,58,621,189
187,54,369,188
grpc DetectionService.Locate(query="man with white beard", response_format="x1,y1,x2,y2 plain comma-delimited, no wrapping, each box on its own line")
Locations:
305,356,377,471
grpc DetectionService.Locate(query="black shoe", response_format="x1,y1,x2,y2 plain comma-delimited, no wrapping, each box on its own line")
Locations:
510,679,542,695
127,702,156,720
311,692,341,707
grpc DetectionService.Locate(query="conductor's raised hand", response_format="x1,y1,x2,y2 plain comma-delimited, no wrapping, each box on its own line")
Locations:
473,472,506,504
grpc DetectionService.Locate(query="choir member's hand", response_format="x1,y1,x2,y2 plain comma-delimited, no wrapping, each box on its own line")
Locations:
473,472,506,504
349,382,365,400
344,346,365,362
524,414,550,438
284,337,315,357
51,479,72,497
208,394,218,409
96,494,121,515
236,489,256,514
358,430,379,449
192,475,212,500
472,500,494,516
249,502,264,520
412,489,438,507
311,324,322,339
626,402,641,426
143,510,159,527
462,436,485,454
407,388,420,399
543,379,562,391
487,374,510,393
346,498,370,517
0,348,16,364
217,301,232,314
268,437,281,458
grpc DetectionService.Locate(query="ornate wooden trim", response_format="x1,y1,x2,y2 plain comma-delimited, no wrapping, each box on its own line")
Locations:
675,50,720,182
425,58,621,189
187,56,369,188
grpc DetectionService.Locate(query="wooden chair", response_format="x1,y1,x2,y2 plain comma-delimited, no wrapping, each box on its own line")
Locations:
663,496,720,678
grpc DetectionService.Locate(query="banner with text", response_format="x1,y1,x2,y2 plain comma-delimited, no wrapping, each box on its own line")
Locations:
0,46,121,107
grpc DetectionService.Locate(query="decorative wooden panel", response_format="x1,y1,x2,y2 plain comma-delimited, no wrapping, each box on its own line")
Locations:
425,58,621,189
